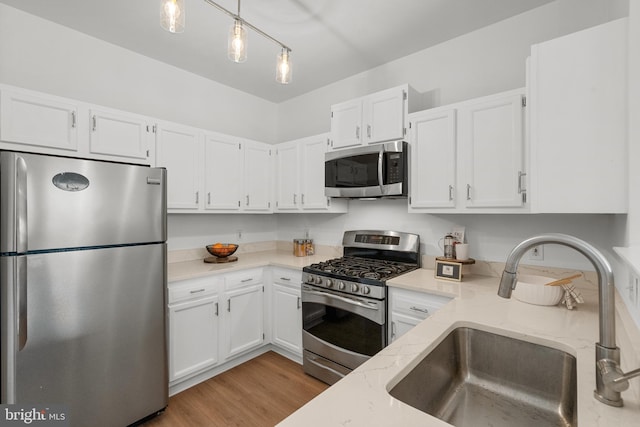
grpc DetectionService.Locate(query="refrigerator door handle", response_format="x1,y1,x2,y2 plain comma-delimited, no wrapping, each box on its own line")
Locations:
15,155,28,254
17,256,27,351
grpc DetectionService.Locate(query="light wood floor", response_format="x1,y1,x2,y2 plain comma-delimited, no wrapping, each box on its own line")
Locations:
142,351,329,427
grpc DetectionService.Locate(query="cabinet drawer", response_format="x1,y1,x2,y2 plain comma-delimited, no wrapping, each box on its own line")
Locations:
169,276,220,305
272,267,302,287
224,268,263,290
391,288,451,320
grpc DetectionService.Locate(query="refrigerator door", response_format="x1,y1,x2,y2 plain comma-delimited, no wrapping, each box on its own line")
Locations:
8,243,167,426
0,151,166,253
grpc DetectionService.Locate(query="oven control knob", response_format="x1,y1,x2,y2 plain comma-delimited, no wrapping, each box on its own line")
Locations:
315,276,323,285
326,279,333,288
361,286,371,295
338,281,345,290
307,275,315,284
351,284,359,293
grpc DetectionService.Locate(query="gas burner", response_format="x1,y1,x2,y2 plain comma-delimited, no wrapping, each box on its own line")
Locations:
304,256,417,282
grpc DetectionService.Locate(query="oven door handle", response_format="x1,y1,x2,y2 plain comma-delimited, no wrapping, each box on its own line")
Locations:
377,146,385,195
304,289,379,310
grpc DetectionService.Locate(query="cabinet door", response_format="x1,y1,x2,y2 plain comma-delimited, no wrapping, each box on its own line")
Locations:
272,283,302,354
89,108,149,161
300,135,331,210
363,87,406,144
243,142,272,211
409,109,457,209
156,123,202,210
389,312,421,343
225,284,264,359
204,135,242,211
169,295,219,381
275,142,299,211
529,19,627,213
460,93,524,208
0,89,78,151
330,99,362,149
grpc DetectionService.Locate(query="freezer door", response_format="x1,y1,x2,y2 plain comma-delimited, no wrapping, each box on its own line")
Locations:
7,244,168,426
0,151,166,252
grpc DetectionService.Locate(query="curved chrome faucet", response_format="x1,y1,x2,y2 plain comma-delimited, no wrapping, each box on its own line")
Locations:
498,233,640,407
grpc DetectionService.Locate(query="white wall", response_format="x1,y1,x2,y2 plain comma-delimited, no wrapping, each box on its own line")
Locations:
276,0,628,142
0,4,278,143
276,201,621,271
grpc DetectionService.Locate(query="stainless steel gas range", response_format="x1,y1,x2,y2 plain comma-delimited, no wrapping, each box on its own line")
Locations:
301,230,420,385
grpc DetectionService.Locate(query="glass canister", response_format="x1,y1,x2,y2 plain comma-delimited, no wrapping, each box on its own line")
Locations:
305,239,314,256
294,239,307,257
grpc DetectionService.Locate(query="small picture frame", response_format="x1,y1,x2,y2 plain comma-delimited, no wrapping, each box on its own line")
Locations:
435,259,462,281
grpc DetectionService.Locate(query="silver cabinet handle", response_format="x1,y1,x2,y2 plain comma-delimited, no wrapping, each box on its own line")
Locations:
367,124,372,138
207,192,211,205
92,115,97,131
391,321,396,339
190,288,205,294
227,299,231,312
246,195,250,206
355,126,360,139
241,278,253,283
410,306,429,314
195,191,199,204
280,277,291,281
301,194,305,205
71,111,76,128
466,184,472,200
293,194,297,205
448,185,454,201
297,296,301,309
215,302,219,316
518,171,526,194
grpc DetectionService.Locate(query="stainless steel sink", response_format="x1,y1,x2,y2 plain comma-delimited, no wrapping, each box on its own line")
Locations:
389,327,577,427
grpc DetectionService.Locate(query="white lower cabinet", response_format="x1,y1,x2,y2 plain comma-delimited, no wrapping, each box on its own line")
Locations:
388,287,451,343
221,268,265,361
168,276,221,382
271,268,302,355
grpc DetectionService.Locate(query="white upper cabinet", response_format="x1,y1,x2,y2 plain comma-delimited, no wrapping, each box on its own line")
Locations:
409,108,457,209
89,107,150,161
330,85,419,150
409,89,526,213
274,134,347,213
0,85,154,165
155,122,203,210
528,18,627,213
243,140,272,212
460,92,525,208
0,87,79,152
204,134,243,211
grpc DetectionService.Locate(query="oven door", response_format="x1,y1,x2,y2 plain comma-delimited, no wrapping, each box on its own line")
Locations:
301,284,386,374
324,141,407,198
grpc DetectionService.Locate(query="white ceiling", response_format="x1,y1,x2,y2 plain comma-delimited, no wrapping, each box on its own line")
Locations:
0,0,553,103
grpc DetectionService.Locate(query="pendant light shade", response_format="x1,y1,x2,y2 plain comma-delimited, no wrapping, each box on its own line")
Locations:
160,0,185,34
228,19,248,63
276,48,292,84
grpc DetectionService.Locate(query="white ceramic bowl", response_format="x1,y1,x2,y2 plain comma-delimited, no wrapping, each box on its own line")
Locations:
512,274,564,306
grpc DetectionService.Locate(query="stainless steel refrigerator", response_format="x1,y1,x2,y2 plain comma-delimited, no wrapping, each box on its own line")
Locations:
0,151,168,426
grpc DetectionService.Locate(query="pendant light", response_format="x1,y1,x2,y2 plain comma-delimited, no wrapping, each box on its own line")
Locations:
160,0,185,34
160,0,292,84
276,48,292,84
228,19,247,63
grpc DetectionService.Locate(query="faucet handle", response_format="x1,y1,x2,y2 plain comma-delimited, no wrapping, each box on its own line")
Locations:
597,359,640,393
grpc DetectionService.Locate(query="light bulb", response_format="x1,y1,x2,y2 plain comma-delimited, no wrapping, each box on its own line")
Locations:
276,49,292,84
228,20,247,63
160,0,185,33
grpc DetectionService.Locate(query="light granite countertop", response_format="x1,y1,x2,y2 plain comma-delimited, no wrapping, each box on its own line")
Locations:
167,248,640,426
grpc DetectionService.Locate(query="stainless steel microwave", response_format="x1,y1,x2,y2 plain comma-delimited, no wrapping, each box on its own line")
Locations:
324,140,408,199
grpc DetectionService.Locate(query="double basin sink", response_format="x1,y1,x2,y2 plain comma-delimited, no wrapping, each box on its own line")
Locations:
389,327,577,427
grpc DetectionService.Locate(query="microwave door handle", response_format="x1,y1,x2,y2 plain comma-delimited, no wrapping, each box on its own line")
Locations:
377,147,384,195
